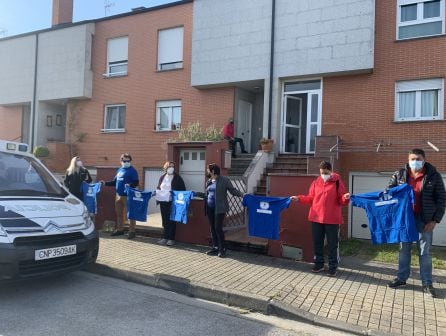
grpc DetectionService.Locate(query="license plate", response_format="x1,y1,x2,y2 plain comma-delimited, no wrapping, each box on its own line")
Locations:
35,245,77,261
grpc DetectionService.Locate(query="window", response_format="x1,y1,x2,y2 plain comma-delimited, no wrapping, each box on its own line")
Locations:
397,0,445,39
107,36,128,76
156,100,181,131
395,78,444,121
158,27,184,71
104,104,126,131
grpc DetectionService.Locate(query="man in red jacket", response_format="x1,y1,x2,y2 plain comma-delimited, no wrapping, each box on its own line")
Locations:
223,117,248,158
291,161,350,277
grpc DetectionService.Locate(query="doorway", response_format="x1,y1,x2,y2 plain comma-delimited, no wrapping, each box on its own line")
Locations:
237,100,252,152
281,80,322,154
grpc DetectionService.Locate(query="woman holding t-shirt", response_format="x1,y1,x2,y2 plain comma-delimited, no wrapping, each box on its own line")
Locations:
291,161,350,277
155,161,186,246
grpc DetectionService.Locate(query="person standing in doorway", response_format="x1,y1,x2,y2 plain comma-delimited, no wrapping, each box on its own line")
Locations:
291,161,350,277
155,161,186,246
205,163,244,258
64,156,92,200
387,148,445,298
102,153,139,239
223,117,248,158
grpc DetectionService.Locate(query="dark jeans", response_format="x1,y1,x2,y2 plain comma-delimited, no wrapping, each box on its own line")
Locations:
312,222,340,271
225,136,246,156
160,201,176,240
206,206,226,252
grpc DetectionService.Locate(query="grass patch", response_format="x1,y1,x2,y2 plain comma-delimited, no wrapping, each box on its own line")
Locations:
340,238,446,270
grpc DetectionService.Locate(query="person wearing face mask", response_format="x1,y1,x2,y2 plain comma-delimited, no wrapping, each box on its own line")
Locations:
291,161,350,277
205,163,244,257
223,117,248,158
387,148,445,298
101,153,139,239
155,161,186,246
64,156,92,200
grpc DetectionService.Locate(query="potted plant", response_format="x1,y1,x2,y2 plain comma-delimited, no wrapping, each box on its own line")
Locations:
33,146,50,158
260,138,274,152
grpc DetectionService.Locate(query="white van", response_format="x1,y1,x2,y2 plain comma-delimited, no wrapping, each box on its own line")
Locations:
0,140,99,280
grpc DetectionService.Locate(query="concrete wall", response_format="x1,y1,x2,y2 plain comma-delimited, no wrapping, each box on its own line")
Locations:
37,102,66,145
37,24,95,100
0,35,36,104
0,23,94,106
191,0,375,87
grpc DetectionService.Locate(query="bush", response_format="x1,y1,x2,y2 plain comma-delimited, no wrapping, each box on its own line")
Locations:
177,122,224,142
33,146,50,158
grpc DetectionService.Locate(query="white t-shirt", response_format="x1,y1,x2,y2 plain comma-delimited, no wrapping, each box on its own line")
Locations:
155,174,172,202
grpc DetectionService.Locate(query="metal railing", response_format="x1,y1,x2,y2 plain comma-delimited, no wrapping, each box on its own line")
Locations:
224,176,246,230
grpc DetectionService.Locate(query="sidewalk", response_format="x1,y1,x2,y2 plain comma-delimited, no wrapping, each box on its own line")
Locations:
87,234,446,336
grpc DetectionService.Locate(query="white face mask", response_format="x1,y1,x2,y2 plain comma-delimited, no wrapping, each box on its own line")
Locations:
76,161,83,167
122,162,131,168
321,173,331,182
167,167,175,175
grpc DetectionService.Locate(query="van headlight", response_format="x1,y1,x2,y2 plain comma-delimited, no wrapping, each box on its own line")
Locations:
82,208,93,229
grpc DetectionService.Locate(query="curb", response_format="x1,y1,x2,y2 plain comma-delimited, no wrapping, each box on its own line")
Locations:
86,262,397,336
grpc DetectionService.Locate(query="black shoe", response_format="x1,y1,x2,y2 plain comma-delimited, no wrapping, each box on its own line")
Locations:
328,269,337,277
127,231,136,239
206,247,219,256
311,264,324,273
217,250,226,258
241,151,248,154
423,284,437,298
388,278,406,288
110,230,125,236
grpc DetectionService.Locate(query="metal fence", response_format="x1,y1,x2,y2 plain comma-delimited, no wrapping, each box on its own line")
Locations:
224,176,246,230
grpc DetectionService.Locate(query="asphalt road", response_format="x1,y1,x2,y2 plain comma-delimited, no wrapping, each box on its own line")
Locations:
0,272,352,336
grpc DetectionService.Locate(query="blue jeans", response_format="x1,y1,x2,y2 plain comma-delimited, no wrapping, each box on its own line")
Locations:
397,216,433,285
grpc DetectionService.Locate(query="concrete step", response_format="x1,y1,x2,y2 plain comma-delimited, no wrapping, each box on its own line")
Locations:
266,168,307,174
272,162,307,169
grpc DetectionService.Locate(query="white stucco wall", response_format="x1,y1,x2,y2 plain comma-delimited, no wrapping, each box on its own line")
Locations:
191,0,375,86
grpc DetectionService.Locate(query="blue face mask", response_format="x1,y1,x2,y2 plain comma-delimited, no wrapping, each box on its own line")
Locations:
409,160,424,171
122,162,131,168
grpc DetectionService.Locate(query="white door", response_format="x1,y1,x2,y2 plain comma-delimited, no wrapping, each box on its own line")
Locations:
179,149,206,193
144,168,164,214
237,100,252,152
281,96,302,153
306,91,322,153
350,173,446,247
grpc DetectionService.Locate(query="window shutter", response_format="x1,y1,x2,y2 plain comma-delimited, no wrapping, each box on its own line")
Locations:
158,27,184,65
108,36,128,63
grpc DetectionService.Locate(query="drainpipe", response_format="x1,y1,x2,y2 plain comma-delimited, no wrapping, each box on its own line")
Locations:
267,0,276,139
30,33,39,151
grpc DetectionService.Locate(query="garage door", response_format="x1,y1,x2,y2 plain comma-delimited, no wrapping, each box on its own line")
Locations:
350,173,446,246
179,149,206,193
144,168,164,214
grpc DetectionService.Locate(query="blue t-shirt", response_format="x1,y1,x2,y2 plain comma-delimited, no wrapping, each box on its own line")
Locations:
170,190,195,224
351,183,418,244
242,194,291,240
207,181,216,208
115,166,139,196
81,182,102,214
126,187,152,222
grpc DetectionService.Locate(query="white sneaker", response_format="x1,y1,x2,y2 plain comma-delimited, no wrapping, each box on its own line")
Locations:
166,240,175,246
157,238,167,245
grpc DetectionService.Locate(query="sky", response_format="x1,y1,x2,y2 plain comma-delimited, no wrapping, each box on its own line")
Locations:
0,0,176,37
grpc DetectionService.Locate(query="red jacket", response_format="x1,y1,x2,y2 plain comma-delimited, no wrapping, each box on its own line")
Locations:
298,173,349,224
223,123,234,138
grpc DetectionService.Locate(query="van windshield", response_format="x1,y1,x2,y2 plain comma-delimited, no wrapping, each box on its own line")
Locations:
0,152,68,198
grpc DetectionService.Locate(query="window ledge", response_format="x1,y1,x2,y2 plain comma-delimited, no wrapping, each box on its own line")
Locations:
393,118,444,123
395,33,445,42
102,73,128,79
153,129,179,133
156,68,184,73
101,129,126,133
